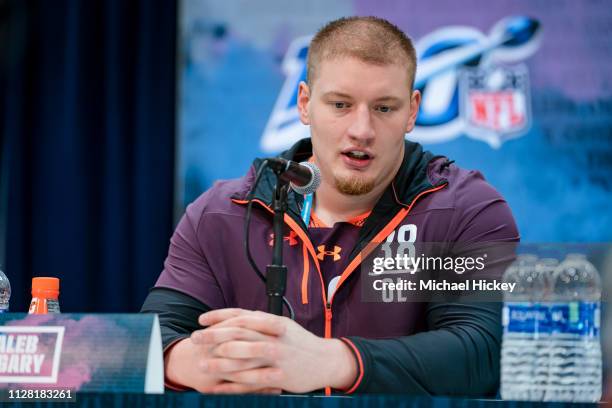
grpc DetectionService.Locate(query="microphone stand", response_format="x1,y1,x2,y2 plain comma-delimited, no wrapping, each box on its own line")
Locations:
267,175,289,316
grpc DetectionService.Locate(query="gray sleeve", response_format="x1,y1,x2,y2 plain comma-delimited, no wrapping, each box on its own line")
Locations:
140,287,210,350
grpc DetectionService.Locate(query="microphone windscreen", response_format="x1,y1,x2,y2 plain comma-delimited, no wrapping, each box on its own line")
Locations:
290,162,320,195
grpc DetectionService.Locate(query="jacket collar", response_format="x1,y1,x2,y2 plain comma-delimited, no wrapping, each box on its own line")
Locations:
234,138,445,237
242,137,439,201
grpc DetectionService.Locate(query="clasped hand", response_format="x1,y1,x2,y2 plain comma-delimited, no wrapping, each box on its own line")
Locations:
186,308,355,394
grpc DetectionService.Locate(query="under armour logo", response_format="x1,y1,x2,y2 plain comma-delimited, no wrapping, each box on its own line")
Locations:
317,245,341,261
268,231,298,247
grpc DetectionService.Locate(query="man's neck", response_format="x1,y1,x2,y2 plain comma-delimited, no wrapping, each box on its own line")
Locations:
312,180,386,227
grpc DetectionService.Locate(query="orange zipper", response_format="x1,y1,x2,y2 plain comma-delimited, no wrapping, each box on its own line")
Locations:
324,304,332,338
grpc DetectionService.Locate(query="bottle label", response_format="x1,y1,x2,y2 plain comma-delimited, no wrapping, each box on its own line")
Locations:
503,302,553,334
550,301,600,337
29,298,49,314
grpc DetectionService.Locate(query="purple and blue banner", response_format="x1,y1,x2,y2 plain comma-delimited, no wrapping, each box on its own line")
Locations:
177,0,612,242
0,314,163,394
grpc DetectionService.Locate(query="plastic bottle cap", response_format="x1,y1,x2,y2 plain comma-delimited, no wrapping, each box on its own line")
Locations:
31,277,60,298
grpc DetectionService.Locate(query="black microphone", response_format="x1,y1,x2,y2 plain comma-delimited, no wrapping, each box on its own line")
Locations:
266,158,321,195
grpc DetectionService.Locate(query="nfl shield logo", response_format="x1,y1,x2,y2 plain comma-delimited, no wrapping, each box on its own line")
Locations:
459,65,531,148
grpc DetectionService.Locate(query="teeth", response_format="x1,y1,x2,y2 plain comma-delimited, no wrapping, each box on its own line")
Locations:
349,151,367,158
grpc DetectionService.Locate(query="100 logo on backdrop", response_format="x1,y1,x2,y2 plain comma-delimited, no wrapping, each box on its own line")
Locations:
261,16,541,152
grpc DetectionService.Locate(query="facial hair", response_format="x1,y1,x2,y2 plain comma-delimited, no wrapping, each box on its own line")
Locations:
334,174,376,196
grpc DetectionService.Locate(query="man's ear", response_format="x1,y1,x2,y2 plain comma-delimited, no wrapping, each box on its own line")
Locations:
297,81,311,125
405,89,421,133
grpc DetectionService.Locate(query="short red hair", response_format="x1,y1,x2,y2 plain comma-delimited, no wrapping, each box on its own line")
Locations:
306,16,417,89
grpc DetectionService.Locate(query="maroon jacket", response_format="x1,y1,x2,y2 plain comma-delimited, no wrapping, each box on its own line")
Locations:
143,138,519,396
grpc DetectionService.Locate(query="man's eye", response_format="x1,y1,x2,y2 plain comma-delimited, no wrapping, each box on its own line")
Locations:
334,102,348,109
376,105,393,113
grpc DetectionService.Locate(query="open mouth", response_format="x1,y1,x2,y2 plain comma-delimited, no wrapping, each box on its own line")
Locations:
342,151,372,161
341,150,373,169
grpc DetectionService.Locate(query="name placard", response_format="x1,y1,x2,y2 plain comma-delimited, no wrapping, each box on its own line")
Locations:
0,314,163,394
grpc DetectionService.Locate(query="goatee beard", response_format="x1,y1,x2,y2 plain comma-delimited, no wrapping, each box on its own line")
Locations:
334,175,376,195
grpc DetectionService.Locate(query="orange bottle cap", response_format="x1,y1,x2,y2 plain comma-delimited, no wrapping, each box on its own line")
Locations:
32,277,60,298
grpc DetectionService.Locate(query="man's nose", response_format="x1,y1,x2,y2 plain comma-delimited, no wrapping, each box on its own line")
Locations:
347,104,375,143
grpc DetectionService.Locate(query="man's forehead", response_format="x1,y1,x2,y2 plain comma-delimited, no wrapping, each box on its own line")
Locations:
311,57,412,99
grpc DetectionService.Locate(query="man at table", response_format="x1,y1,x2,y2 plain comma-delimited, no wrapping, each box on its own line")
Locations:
142,16,519,395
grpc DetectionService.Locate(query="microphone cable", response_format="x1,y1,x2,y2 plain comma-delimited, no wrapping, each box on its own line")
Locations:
244,160,295,320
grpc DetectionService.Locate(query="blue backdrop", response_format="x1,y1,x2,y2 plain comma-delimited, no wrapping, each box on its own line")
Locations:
177,0,612,243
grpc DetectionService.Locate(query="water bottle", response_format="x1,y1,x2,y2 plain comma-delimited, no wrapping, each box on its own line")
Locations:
500,254,538,401
547,254,601,402
0,267,10,312
28,277,61,314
